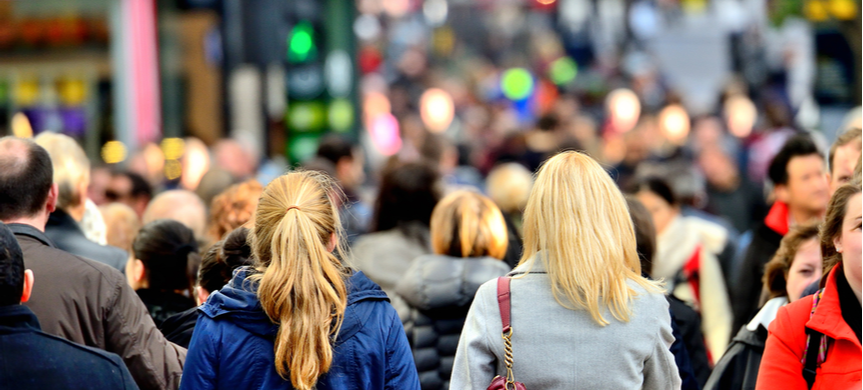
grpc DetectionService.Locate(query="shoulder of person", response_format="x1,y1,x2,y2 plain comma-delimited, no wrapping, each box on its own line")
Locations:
767,294,814,345
36,329,131,372
35,244,126,287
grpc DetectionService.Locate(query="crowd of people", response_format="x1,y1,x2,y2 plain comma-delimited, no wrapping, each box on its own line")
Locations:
0,106,860,389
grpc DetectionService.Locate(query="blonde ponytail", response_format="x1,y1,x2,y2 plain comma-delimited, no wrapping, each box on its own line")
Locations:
250,171,349,390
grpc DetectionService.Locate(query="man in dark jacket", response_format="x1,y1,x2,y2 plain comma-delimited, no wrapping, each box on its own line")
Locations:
35,132,127,272
732,135,829,332
0,137,185,390
0,221,138,390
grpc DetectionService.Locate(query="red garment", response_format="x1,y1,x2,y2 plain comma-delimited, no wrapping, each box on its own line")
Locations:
756,265,862,390
764,201,790,236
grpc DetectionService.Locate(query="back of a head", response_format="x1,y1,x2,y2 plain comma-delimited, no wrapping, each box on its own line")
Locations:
206,179,263,241
100,203,142,252
486,163,533,214
633,177,678,206
768,134,821,186
120,171,153,200
34,133,90,211
372,161,441,232
0,137,53,221
143,190,207,240
430,190,508,260
0,222,25,306
624,195,656,276
133,219,200,293
316,135,355,166
763,222,820,300
251,171,349,390
521,151,660,326
195,168,234,208
198,227,254,294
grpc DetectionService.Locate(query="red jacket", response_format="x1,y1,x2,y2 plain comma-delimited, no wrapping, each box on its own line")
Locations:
756,265,862,390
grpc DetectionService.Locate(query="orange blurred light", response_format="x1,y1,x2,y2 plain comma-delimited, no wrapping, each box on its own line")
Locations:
724,95,757,138
364,92,391,125
420,88,455,133
659,105,691,145
607,88,641,133
537,0,557,4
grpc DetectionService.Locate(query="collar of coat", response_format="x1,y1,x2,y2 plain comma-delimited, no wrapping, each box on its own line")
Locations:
7,223,56,248
764,201,790,236
0,305,42,333
807,264,860,346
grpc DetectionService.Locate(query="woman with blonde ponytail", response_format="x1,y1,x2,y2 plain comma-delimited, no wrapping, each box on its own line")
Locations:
180,171,420,390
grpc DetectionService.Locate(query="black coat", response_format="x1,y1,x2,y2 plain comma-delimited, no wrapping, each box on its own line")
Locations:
703,325,767,390
396,255,511,390
0,304,138,390
159,306,199,348
45,208,128,273
732,223,783,332
136,289,196,328
668,296,711,389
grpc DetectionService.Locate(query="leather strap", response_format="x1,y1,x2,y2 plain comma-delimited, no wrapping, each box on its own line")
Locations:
803,329,822,389
497,277,512,333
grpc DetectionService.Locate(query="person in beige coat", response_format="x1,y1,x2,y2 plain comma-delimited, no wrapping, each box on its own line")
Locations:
635,178,733,361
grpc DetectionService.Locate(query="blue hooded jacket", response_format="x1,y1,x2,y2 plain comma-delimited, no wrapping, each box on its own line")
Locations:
179,267,420,390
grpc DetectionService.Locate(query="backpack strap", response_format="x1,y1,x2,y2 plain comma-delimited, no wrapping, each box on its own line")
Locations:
801,289,828,389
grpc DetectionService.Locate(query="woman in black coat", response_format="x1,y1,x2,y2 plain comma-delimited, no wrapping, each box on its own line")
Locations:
396,190,511,390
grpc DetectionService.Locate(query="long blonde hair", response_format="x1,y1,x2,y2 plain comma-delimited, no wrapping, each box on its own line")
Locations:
519,151,662,326
250,171,349,389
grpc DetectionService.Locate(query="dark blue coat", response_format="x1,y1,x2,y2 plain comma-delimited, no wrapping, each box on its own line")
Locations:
180,267,421,390
0,305,138,390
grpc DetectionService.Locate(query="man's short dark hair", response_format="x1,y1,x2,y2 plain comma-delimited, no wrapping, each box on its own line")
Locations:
0,137,54,220
118,171,153,199
631,177,677,206
767,134,822,186
316,136,355,166
0,222,25,306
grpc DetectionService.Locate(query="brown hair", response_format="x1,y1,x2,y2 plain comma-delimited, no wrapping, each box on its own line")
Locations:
430,190,508,259
762,222,821,299
821,179,862,285
207,179,263,241
624,195,656,276
250,171,349,389
828,127,862,174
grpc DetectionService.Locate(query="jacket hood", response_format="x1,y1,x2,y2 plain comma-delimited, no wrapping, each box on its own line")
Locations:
200,266,390,344
395,254,510,311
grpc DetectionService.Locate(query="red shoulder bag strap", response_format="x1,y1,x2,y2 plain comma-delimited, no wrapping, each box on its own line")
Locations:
497,276,512,333
487,277,526,390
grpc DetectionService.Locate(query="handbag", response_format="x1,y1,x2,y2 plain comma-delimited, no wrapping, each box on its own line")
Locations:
487,277,527,390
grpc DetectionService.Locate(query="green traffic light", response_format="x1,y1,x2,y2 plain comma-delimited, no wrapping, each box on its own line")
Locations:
288,21,316,63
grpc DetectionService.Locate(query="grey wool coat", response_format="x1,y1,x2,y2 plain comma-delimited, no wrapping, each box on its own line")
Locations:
450,256,682,389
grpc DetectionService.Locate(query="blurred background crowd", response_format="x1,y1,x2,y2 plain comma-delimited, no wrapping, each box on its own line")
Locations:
0,0,861,389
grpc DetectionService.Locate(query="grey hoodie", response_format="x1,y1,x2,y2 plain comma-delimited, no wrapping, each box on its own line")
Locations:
450,256,682,389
